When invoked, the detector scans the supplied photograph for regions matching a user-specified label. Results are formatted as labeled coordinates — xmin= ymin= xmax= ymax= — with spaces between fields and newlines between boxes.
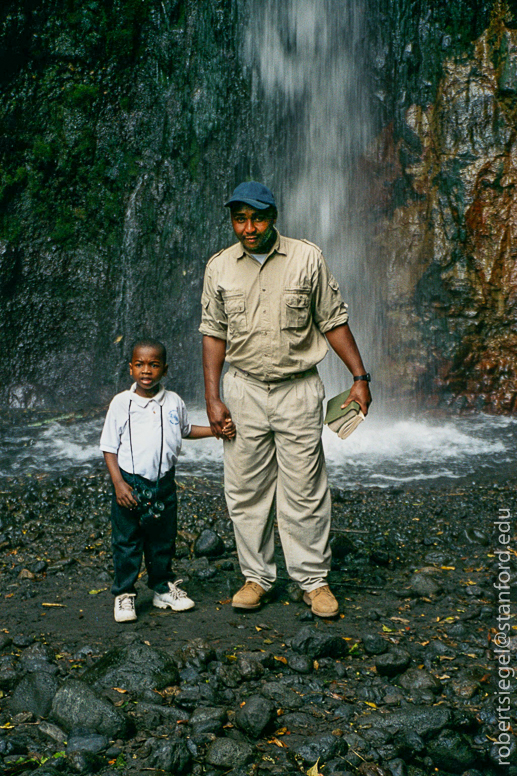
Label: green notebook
xmin=324 ymin=389 xmax=365 ymax=439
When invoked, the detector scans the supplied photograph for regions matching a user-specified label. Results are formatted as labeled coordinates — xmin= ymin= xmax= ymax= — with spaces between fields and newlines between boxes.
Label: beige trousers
xmin=223 ymin=365 xmax=331 ymax=592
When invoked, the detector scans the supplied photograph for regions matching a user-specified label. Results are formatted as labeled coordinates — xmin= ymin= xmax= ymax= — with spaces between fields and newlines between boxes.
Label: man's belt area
xmin=232 ymin=365 xmax=318 ymax=383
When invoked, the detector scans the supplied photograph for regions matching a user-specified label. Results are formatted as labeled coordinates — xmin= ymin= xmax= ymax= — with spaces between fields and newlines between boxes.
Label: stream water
xmin=2 ymin=409 xmax=514 ymax=489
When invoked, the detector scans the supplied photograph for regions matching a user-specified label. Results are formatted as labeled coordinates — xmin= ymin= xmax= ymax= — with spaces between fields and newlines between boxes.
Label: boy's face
xmin=129 ymin=346 xmax=168 ymax=397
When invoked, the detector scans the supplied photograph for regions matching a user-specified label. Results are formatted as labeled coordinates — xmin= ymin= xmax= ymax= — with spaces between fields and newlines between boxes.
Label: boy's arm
xmin=186 ymin=420 xmax=235 ymax=440
xmin=103 ymin=452 xmax=138 ymax=508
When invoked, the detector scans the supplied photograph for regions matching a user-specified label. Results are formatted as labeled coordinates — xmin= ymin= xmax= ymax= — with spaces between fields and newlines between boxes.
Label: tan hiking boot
xmin=232 ymin=581 xmax=267 ymax=610
xmin=303 ymin=585 xmax=339 ymax=618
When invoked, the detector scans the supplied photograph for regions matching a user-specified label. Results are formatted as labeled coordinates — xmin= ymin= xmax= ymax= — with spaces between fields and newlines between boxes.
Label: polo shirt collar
xmin=129 ymin=383 xmax=166 ymax=406
xmin=233 ymin=229 xmax=287 ymax=260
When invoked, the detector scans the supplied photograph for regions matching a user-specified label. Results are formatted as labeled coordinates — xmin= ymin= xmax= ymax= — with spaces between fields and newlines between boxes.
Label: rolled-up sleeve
xmin=198 ymin=265 xmax=228 ymax=340
xmin=312 ymin=254 xmax=349 ymax=333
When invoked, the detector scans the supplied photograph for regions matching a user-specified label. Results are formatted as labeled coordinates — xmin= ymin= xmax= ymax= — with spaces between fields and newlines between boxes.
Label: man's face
xmin=129 ymin=346 xmax=168 ymax=397
xmin=230 ymin=204 xmax=277 ymax=254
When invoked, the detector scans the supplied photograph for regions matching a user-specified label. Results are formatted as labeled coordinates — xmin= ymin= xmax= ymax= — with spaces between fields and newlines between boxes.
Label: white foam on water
xmin=1 ymin=410 xmax=514 ymax=487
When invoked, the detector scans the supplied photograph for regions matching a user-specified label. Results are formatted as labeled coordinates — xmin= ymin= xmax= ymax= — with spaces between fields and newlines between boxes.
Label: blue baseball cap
xmin=225 ymin=181 xmax=276 ymax=210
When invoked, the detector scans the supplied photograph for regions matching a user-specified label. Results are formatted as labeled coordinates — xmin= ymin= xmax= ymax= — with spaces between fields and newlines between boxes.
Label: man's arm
xmin=202 ymin=335 xmax=233 ymax=438
xmin=325 ymin=323 xmax=372 ymax=415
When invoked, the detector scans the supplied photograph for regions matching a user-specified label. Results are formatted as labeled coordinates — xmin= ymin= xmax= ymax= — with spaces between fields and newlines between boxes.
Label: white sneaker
xmin=153 ymin=580 xmax=195 ymax=612
xmin=114 ymin=593 xmax=137 ymax=623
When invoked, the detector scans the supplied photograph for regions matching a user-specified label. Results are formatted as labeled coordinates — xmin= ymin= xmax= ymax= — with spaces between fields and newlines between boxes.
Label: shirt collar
xmin=129 ymin=383 xmax=166 ymax=406
xmin=233 ymin=229 xmax=287 ymax=261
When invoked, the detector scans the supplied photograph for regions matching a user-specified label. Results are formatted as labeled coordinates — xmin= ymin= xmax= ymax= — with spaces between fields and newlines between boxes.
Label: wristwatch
xmin=353 ymin=373 xmax=371 ymax=382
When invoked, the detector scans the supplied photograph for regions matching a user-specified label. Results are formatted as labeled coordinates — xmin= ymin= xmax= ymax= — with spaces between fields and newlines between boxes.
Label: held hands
xmin=341 ymin=380 xmax=372 ymax=416
xmin=221 ymin=418 xmax=236 ymax=440
xmin=207 ymin=398 xmax=234 ymax=439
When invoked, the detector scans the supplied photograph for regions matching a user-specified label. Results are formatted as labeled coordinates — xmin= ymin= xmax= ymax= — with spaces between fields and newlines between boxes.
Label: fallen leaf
xmin=274 ymin=655 xmax=287 ymax=664
xmin=307 ymin=759 xmax=321 ymax=776
xmin=42 ymin=603 xmax=66 ymax=607
xmin=268 ymin=737 xmax=287 ymax=748
xmin=88 ymin=589 xmax=107 ymax=595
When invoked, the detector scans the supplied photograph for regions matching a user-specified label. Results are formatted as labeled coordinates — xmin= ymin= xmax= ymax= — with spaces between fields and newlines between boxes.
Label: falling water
xmin=243 ymin=0 xmax=382 ymax=395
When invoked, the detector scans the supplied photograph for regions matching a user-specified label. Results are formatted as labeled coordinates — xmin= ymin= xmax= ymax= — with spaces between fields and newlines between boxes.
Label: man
xmin=199 ymin=181 xmax=371 ymax=617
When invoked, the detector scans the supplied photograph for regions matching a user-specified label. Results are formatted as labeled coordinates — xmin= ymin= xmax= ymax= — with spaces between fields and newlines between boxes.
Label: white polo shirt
xmin=100 ymin=384 xmax=192 ymax=481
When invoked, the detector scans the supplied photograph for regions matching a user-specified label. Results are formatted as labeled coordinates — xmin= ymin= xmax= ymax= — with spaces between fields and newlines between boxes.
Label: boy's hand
xmin=222 ymin=418 xmax=236 ymax=439
xmin=115 ymin=480 xmax=138 ymax=509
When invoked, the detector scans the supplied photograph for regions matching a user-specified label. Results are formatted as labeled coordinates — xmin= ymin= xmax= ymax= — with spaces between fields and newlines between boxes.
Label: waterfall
xmin=243 ymin=0 xmax=383 ymax=396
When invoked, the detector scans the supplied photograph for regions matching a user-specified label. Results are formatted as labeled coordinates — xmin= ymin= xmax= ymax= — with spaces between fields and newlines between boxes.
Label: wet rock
xmin=82 ymin=641 xmax=179 ymax=692
xmin=287 ymin=582 xmax=305 ymax=602
xmin=375 ymin=648 xmax=411 ymax=677
xmin=286 ymin=652 xmax=313 ymax=673
xmin=362 ymin=706 xmax=452 ymax=739
xmin=19 ymin=642 xmax=58 ymax=674
xmin=385 ymin=759 xmax=406 ymax=776
xmin=51 ymin=679 xmax=127 ymax=737
xmin=189 ymin=706 xmax=227 ymax=736
xmin=10 ymin=672 xmax=59 ymax=717
xmin=393 ymin=728 xmax=425 ymax=758
xmin=146 ymin=737 xmax=191 ymax=773
xmin=0 ymin=664 xmax=19 ymax=691
xmin=464 ymin=527 xmax=489 ymax=545
xmin=194 ymin=529 xmax=224 ymax=557
xmin=261 ymin=681 xmax=303 ymax=710
xmin=426 ymin=728 xmax=477 ymax=772
xmin=235 ymin=695 xmax=275 ymax=738
xmin=66 ymin=750 xmax=102 ymax=774
xmin=176 ymin=639 xmax=216 ymax=669
xmin=236 ymin=651 xmax=273 ymax=680
xmin=280 ymin=711 xmax=316 ymax=731
xmin=409 ymin=573 xmax=441 ymax=597
xmin=206 ymin=737 xmax=254 ymax=769
xmin=67 ymin=730 xmax=109 ymax=754
xmin=291 ymin=625 xmax=348 ymax=659
xmin=12 ymin=634 xmax=35 ymax=648
xmin=290 ymin=732 xmax=347 ymax=764
xmin=330 ymin=533 xmax=356 ymax=561
xmin=362 ymin=633 xmax=388 ymax=655
xmin=397 ymin=668 xmax=442 ymax=694
xmin=38 ymin=721 xmax=67 ymax=744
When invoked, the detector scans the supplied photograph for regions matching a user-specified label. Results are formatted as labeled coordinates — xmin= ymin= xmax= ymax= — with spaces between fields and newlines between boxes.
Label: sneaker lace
xmin=118 ymin=594 xmax=135 ymax=611
xmin=167 ymin=580 xmax=188 ymax=600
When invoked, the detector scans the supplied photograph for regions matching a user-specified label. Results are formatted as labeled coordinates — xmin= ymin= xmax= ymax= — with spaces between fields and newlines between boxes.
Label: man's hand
xmin=207 ymin=398 xmax=233 ymax=439
xmin=114 ymin=479 xmax=138 ymax=509
xmin=342 ymin=380 xmax=371 ymax=416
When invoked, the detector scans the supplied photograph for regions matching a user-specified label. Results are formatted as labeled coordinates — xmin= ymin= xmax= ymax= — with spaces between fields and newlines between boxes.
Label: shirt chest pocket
xmin=223 ymin=293 xmax=248 ymax=335
xmin=281 ymin=290 xmax=311 ymax=329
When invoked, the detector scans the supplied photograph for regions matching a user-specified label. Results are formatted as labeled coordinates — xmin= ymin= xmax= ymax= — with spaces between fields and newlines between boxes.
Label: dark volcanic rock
xmin=291 ymin=625 xmax=348 ymax=659
xmin=51 ymin=679 xmax=127 ymax=737
xmin=261 ymin=682 xmax=304 ymax=710
xmin=82 ymin=641 xmax=179 ymax=692
xmin=194 ymin=529 xmax=225 ymax=557
xmin=398 ymin=668 xmax=442 ymax=694
xmin=409 ymin=573 xmax=441 ymax=597
xmin=235 ymin=694 xmax=275 ymax=738
xmin=147 ymin=737 xmax=191 ymax=773
xmin=426 ymin=728 xmax=477 ymax=772
xmin=189 ymin=706 xmax=227 ymax=736
xmin=286 ymin=652 xmax=313 ymax=673
xmin=206 ymin=738 xmax=254 ymax=768
xmin=361 ymin=705 xmax=452 ymax=739
xmin=375 ymin=648 xmax=411 ymax=677
xmin=66 ymin=730 xmax=109 ymax=755
xmin=10 ymin=672 xmax=59 ymax=718
xmin=290 ymin=733 xmax=347 ymax=764
xmin=362 ymin=633 xmax=388 ymax=655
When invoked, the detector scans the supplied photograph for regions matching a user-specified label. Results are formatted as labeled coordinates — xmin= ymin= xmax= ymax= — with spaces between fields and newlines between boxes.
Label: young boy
xmin=100 ymin=339 xmax=234 ymax=623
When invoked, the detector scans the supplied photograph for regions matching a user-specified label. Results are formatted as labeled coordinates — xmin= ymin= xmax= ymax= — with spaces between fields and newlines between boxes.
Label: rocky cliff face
xmin=1 ymin=0 xmax=516 ymax=413
xmin=369 ymin=2 xmax=517 ymax=412
xmin=0 ymin=0 xmax=252 ymax=408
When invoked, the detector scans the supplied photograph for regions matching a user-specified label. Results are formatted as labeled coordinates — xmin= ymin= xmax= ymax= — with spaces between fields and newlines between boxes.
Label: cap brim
xmin=224 ymin=197 xmax=272 ymax=210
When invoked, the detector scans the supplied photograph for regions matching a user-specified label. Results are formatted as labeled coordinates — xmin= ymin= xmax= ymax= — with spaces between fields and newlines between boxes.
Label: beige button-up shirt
xmin=199 ymin=230 xmax=349 ymax=381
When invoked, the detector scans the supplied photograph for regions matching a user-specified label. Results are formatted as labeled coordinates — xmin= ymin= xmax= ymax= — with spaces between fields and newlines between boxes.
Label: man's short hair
xmin=130 ymin=339 xmax=167 ymax=363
